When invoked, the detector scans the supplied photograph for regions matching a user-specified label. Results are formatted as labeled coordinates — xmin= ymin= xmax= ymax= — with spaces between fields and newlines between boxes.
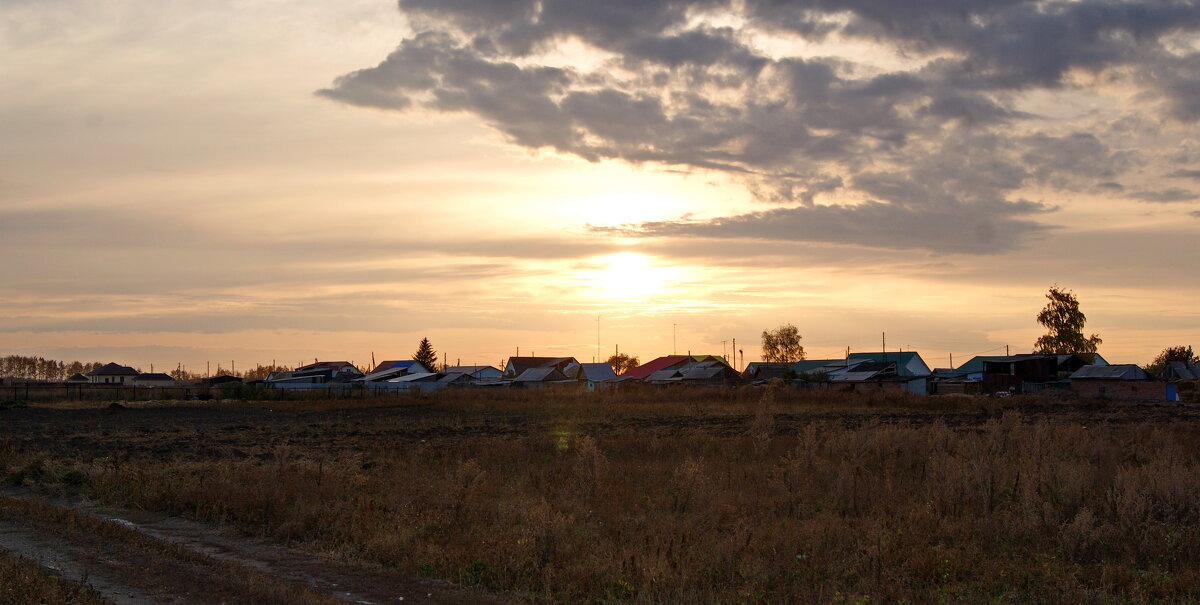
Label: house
xmin=65 ymin=373 xmax=90 ymax=384
xmin=367 ymin=360 xmax=431 ymax=375
xmin=830 ymin=360 xmax=929 ymax=395
xmin=88 ymin=363 xmax=140 ymax=384
xmin=444 ymin=365 xmax=503 ymax=380
xmin=290 ymin=361 xmax=363 ymax=383
xmin=206 ymin=374 xmax=244 ymax=386
xmin=622 ymin=355 xmax=692 ymax=380
xmin=981 ymin=356 xmax=1059 ymax=394
xmin=579 ymin=363 xmax=617 ymax=382
xmin=1070 ymin=364 xmax=1163 ymax=400
xmin=788 ymin=359 xmax=863 ymax=380
xmin=847 ymin=352 xmax=931 ymax=377
xmin=623 ymin=355 xmax=729 ymax=381
xmin=1016 ymin=353 xmax=1102 ymax=376
xmin=742 ymin=362 xmax=791 ymax=381
xmin=839 ymin=352 xmax=931 ymax=395
xmin=578 ymin=363 xmax=617 ymax=391
xmin=358 ymin=360 xmax=431 ymax=383
xmin=511 ymin=366 xmax=576 ymax=388
xmin=677 ymin=361 xmax=741 ymax=387
xmin=380 ymin=371 xmax=475 ymax=393
xmin=504 ymin=357 xmax=581 ymax=379
xmin=1159 ymin=361 xmax=1200 ymax=402
xmin=1161 ymin=361 xmax=1200 ymax=381
xmin=133 ymin=372 xmax=176 ymax=387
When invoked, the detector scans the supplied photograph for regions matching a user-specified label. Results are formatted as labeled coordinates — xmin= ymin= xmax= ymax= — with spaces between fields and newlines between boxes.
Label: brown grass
xmin=5 ymin=391 xmax=1200 ymax=603
xmin=0 ymin=548 xmax=111 ymax=605
xmin=0 ymin=496 xmax=343 ymax=605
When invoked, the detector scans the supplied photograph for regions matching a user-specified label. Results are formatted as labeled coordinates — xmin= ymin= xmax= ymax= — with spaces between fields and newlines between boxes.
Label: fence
xmin=0 ymin=383 xmax=201 ymax=403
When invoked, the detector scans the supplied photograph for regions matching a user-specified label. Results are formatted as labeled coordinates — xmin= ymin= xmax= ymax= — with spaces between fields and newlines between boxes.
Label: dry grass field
xmin=3 ymin=387 xmax=1200 ymax=603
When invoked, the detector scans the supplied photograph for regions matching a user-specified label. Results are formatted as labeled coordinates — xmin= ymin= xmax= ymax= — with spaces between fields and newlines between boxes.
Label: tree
xmin=1032 ymin=286 xmax=1102 ymax=354
xmin=413 ymin=337 xmax=438 ymax=370
xmin=606 ymin=352 xmax=640 ymax=375
xmin=1152 ymin=345 xmax=1198 ymax=366
xmin=761 ymin=323 xmax=806 ymax=363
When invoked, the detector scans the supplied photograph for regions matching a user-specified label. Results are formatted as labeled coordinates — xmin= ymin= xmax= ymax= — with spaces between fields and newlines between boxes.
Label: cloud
xmin=593 ymin=199 xmax=1053 ymax=254
xmin=321 ymin=0 xmax=1200 ymax=253
xmin=1169 ymin=169 xmax=1200 ymax=180
xmin=1128 ymin=188 xmax=1200 ymax=203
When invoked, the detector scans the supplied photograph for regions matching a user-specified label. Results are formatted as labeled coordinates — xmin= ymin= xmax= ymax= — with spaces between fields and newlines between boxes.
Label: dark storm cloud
xmin=322 ymin=0 xmax=1200 ymax=254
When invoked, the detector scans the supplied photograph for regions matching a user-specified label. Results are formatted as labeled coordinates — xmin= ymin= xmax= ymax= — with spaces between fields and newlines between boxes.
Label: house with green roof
xmin=846 ymin=352 xmax=931 ymax=377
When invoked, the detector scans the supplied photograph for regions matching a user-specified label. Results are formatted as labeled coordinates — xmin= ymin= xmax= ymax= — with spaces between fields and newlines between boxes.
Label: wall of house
xmin=1071 ymin=380 xmax=1167 ymax=401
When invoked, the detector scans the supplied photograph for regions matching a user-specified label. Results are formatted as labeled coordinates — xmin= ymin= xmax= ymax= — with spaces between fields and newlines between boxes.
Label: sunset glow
xmin=1 ymin=0 xmax=1198 ymax=371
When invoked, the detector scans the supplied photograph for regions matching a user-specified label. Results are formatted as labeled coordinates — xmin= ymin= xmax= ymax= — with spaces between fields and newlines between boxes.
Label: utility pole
xmin=673 ymin=324 xmax=677 ymax=355
xmin=1006 ymin=344 xmax=1010 ymax=356
xmin=882 ymin=332 xmax=886 ymax=355
xmin=206 ymin=361 xmax=210 ymax=377
xmin=722 ymin=340 xmax=728 ymax=361
xmin=596 ymin=316 xmax=601 ymax=364
xmin=732 ymin=338 xmax=737 ymax=370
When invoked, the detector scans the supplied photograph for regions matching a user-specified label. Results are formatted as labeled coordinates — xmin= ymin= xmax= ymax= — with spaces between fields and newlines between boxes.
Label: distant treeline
xmin=1 ymin=355 xmax=292 ymax=383
xmin=0 ymin=356 xmax=107 ymax=381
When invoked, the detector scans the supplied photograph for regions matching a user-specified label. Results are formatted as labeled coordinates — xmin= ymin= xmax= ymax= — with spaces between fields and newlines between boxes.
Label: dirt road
xmin=0 ymin=489 xmax=510 ymax=604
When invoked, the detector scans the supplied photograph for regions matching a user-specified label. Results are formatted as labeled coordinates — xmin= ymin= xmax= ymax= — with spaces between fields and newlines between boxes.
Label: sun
xmin=585 ymin=252 xmax=679 ymax=301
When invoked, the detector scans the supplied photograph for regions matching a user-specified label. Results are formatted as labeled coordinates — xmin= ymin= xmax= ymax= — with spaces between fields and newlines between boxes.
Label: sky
xmin=1 ymin=0 xmax=1198 ymax=373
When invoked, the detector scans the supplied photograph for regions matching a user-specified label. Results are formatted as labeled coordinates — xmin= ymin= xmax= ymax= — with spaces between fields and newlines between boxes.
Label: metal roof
xmin=847 ymin=352 xmax=930 ymax=376
xmin=513 ymin=367 xmax=566 ymax=382
xmin=580 ymin=363 xmax=617 ymax=382
xmin=388 ymin=372 xmax=439 ymax=383
xmin=1070 ymin=364 xmax=1148 ymax=380
xmin=646 ymin=369 xmax=683 ymax=382
xmin=88 ymin=362 xmax=139 ymax=376
xmin=1165 ymin=361 xmax=1200 ymax=380
xmin=369 ymin=360 xmax=427 ymax=374
xmin=623 ymin=356 xmax=692 ymax=380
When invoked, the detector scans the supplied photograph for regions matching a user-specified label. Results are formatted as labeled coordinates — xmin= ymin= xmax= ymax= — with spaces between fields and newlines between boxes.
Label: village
xmin=7 ymin=347 xmax=1196 ymax=403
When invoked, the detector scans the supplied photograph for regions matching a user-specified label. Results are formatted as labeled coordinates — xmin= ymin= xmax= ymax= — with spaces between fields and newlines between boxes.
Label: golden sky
xmin=1 ymin=0 xmax=1198 ymax=372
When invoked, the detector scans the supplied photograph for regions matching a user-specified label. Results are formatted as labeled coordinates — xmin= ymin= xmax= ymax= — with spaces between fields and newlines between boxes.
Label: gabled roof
xmin=89 ymin=362 xmax=140 ymax=376
xmin=444 ymin=365 xmax=500 ymax=375
xmin=1164 ymin=361 xmax=1200 ymax=380
xmin=298 ymin=361 xmax=355 ymax=370
xmin=679 ymin=365 xmax=734 ymax=381
xmin=647 ymin=369 xmax=683 ymax=382
xmin=437 ymin=372 xmax=475 ymax=383
xmin=369 ymin=360 xmax=428 ymax=374
xmin=137 ymin=372 xmax=174 ymax=381
xmin=623 ymin=355 xmax=692 ymax=380
xmin=580 ymin=363 xmax=617 ymax=382
xmin=1070 ymin=364 xmax=1149 ymax=380
xmin=506 ymin=357 xmax=576 ymax=375
xmin=789 ymin=359 xmax=859 ymax=375
xmin=388 ymin=372 xmax=439 ymax=383
xmin=831 ymin=361 xmax=896 ymax=382
xmin=513 ymin=367 xmax=568 ymax=382
xmin=954 ymin=355 xmax=1022 ymax=374
xmin=66 ymin=373 xmax=90 ymax=382
xmin=847 ymin=352 xmax=930 ymax=376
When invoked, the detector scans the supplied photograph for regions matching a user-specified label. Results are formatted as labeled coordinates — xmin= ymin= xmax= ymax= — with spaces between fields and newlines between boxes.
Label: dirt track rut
xmin=0 ymin=489 xmax=509 ymax=604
